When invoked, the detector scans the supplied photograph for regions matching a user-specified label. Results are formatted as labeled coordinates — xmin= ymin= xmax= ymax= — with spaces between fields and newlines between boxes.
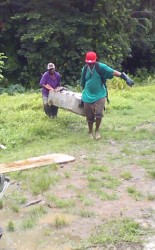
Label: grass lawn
xmin=0 ymin=84 xmax=155 ymax=249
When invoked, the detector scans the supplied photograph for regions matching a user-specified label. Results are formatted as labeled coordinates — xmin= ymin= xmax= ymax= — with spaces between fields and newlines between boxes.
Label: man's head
xmin=47 ymin=63 xmax=55 ymax=70
xmin=85 ymin=51 xmax=97 ymax=65
xmin=47 ymin=63 xmax=55 ymax=75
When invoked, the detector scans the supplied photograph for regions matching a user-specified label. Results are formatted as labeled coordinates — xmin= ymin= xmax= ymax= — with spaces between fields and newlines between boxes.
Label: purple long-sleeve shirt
xmin=39 ymin=71 xmax=61 ymax=97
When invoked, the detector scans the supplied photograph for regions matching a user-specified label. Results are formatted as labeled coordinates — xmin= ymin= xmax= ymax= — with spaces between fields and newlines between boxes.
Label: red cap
xmin=85 ymin=51 xmax=97 ymax=63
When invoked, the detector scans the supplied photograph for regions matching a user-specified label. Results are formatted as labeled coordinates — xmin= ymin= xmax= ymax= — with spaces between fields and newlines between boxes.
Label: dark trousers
xmin=42 ymin=95 xmax=58 ymax=117
xmin=44 ymin=104 xmax=58 ymax=117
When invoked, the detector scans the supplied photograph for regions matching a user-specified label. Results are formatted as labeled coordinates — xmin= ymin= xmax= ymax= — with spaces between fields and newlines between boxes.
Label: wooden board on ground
xmin=0 ymin=153 xmax=75 ymax=174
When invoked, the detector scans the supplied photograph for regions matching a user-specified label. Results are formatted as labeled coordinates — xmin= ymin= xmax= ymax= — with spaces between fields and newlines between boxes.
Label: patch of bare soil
xmin=0 ymin=140 xmax=155 ymax=250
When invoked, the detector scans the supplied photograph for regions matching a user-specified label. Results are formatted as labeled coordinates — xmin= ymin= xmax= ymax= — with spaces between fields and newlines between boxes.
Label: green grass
xmin=87 ymin=165 xmax=109 ymax=173
xmin=79 ymin=209 xmax=95 ymax=218
xmin=97 ymin=190 xmax=118 ymax=201
xmin=47 ymin=194 xmax=75 ymax=208
xmin=7 ymin=220 xmax=15 ymax=232
xmin=21 ymin=205 xmax=46 ymax=230
xmin=11 ymin=204 xmax=19 ymax=213
xmin=64 ymin=171 xmax=71 ymax=178
xmin=120 ymin=171 xmax=132 ymax=180
xmin=87 ymin=168 xmax=121 ymax=200
xmin=9 ymin=191 xmax=27 ymax=205
xmin=21 ymin=216 xmax=36 ymax=230
xmin=0 ymin=85 xmax=155 ymax=163
xmin=0 ymin=84 xmax=155 ymax=248
xmin=88 ymin=218 xmax=144 ymax=247
xmin=0 ymin=200 xmax=3 ymax=209
xmin=148 ymin=170 xmax=155 ymax=179
xmin=9 ymin=166 xmax=60 ymax=195
xmin=77 ymin=193 xmax=94 ymax=206
xmin=127 ymin=186 xmax=143 ymax=200
xmin=54 ymin=214 xmax=70 ymax=228
xmin=147 ymin=193 xmax=155 ymax=201
xmin=101 ymin=174 xmax=121 ymax=189
xmin=75 ymin=218 xmax=146 ymax=249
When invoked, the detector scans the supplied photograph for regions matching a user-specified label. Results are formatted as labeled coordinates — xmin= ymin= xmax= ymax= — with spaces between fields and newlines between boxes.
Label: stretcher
xmin=48 ymin=90 xmax=85 ymax=116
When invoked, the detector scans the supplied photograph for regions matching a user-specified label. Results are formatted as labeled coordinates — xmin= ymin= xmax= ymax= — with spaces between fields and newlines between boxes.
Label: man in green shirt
xmin=81 ymin=51 xmax=134 ymax=140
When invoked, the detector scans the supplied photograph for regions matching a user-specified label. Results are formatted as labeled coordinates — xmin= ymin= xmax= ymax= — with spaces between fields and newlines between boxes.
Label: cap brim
xmin=85 ymin=59 xmax=96 ymax=63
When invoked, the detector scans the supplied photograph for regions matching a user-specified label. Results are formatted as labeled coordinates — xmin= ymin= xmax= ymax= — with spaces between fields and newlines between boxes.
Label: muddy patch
xmin=0 ymin=143 xmax=155 ymax=249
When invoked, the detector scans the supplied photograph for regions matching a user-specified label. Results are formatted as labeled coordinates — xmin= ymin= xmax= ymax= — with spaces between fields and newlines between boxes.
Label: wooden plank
xmin=0 ymin=154 xmax=75 ymax=174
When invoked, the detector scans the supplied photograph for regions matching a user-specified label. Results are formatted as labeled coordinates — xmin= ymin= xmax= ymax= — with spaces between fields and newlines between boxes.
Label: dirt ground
xmin=0 ymin=140 xmax=155 ymax=250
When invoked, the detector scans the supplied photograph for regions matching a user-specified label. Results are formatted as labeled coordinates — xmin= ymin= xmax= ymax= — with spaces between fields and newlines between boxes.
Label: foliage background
xmin=0 ymin=0 xmax=155 ymax=88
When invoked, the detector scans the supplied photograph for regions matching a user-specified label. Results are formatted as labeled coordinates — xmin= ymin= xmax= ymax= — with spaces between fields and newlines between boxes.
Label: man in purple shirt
xmin=40 ymin=63 xmax=61 ymax=118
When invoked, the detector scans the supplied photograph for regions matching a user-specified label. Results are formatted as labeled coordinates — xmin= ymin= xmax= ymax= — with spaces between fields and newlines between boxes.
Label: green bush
xmin=0 ymin=84 xmax=25 ymax=95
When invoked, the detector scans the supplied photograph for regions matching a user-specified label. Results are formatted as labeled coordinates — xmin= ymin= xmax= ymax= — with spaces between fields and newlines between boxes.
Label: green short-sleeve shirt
xmin=81 ymin=62 xmax=114 ymax=103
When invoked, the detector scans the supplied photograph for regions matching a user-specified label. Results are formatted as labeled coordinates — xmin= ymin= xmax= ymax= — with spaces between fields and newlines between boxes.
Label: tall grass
xmin=0 ymin=82 xmax=155 ymax=248
xmin=0 ymin=84 xmax=155 ymax=163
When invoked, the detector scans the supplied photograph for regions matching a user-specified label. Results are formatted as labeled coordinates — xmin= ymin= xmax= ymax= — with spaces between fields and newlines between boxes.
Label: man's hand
xmin=120 ymin=72 xmax=134 ymax=87
xmin=55 ymin=87 xmax=66 ymax=92
xmin=45 ymin=84 xmax=54 ymax=90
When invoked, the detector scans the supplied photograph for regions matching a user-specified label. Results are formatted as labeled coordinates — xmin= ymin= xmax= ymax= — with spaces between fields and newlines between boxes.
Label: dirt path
xmin=0 ymin=140 xmax=155 ymax=250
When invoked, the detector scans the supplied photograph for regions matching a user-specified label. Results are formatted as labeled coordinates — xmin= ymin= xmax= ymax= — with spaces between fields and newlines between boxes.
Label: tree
xmin=122 ymin=0 xmax=155 ymax=74
xmin=0 ymin=0 xmax=145 ymax=88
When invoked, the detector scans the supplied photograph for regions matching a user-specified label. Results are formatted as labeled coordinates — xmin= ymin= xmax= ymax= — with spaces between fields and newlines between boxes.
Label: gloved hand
xmin=120 ymin=72 xmax=134 ymax=87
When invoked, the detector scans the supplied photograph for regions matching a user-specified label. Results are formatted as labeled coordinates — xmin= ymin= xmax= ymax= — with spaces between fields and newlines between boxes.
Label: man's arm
xmin=113 ymin=70 xmax=134 ymax=87
xmin=80 ymin=67 xmax=86 ymax=90
xmin=113 ymin=70 xmax=121 ymax=77
xmin=42 ymin=84 xmax=54 ymax=90
xmin=40 ymin=73 xmax=54 ymax=90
